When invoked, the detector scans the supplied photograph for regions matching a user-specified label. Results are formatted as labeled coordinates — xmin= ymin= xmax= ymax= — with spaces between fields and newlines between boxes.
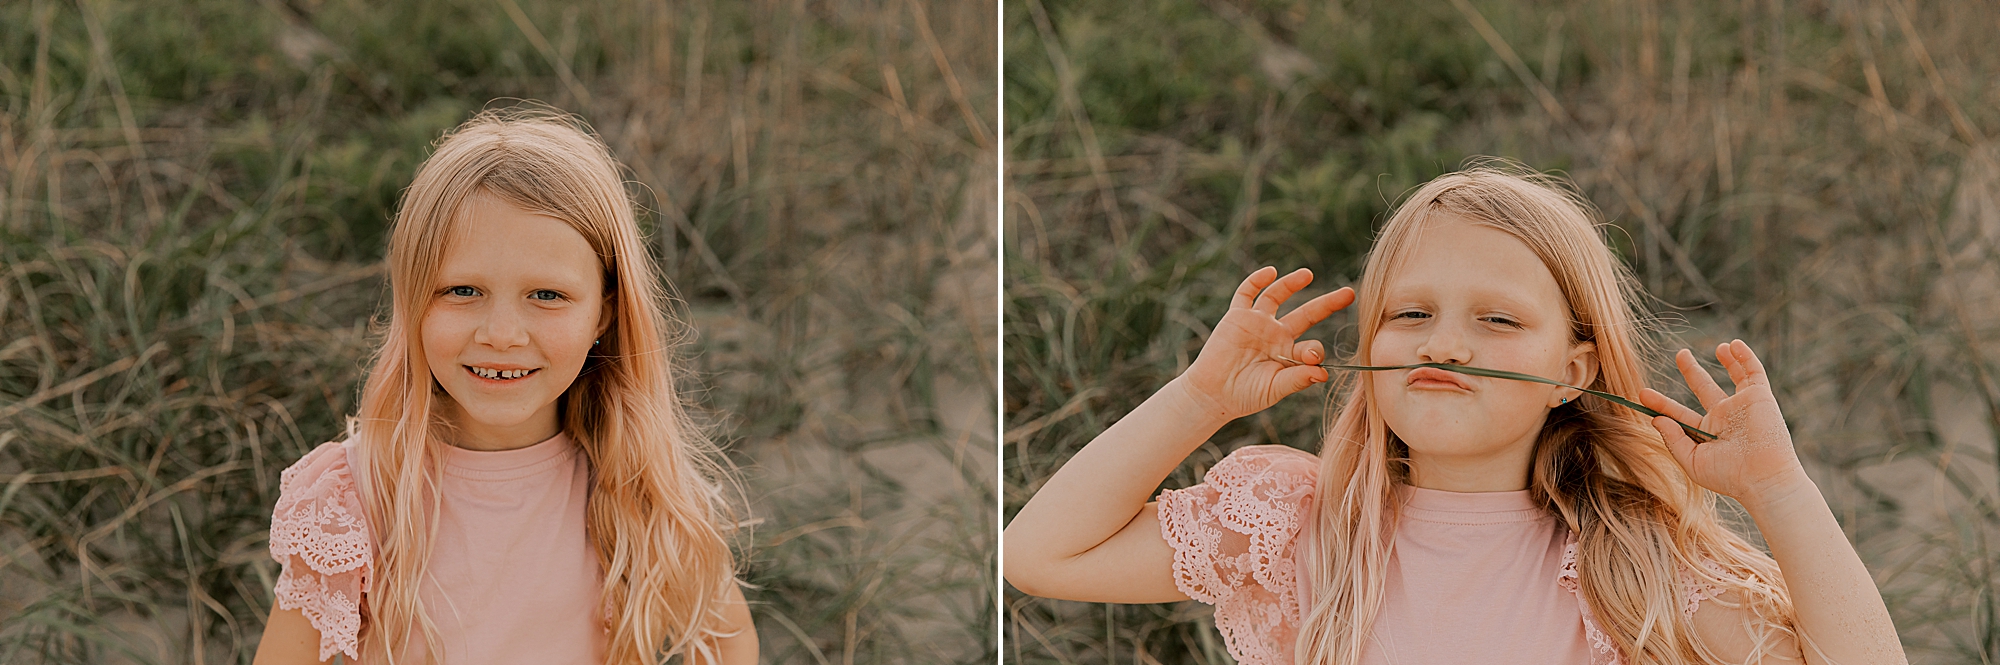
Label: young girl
xmin=252 ymin=110 xmax=756 ymax=664
xmin=1004 ymin=165 xmax=1906 ymax=665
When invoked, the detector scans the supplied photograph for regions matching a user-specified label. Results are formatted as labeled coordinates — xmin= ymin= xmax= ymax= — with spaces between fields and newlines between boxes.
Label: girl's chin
xmin=439 ymin=399 xmax=548 ymax=430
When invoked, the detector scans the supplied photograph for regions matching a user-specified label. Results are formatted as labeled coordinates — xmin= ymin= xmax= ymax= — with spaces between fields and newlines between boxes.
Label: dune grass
xmin=1004 ymin=0 xmax=2000 ymax=662
xmin=0 ymin=0 xmax=995 ymax=662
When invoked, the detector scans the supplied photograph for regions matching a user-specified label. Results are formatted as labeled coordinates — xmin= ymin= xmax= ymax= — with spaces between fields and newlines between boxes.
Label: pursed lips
xmin=1405 ymin=366 xmax=1473 ymax=391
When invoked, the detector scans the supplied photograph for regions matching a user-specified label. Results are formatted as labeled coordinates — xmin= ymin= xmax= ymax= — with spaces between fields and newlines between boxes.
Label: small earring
xmin=593 ymin=339 xmax=601 ymax=346
xmin=1559 ymin=397 xmax=1569 ymax=405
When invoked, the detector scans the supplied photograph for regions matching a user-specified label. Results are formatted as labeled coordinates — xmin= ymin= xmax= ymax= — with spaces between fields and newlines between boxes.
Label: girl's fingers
xmin=1724 ymin=339 xmax=1769 ymax=389
xmin=1675 ymin=348 xmax=1730 ymax=411
xmin=1290 ymin=339 xmax=1325 ymax=365
xmin=1253 ymin=268 xmax=1313 ymax=316
xmin=1652 ymin=415 xmax=1700 ymax=475
xmin=1638 ymin=388 xmax=1706 ymax=429
xmin=1276 ymin=363 xmax=1330 ymax=394
xmin=1279 ymin=287 xmax=1355 ymax=338
xmin=1231 ymin=267 xmax=1278 ymax=310
xmin=1716 ymin=342 xmax=1746 ymax=388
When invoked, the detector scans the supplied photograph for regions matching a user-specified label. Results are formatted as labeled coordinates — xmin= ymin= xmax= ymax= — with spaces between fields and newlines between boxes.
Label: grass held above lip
xmin=1296 ymin=360 xmax=1718 ymax=442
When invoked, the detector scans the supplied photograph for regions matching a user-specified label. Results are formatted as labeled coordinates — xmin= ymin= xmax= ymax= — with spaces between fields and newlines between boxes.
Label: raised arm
xmin=1002 ymin=267 xmax=1352 ymax=603
xmin=1640 ymin=341 xmax=1907 ymax=665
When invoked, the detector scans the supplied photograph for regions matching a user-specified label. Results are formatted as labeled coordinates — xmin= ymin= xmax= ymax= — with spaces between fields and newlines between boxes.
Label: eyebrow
xmin=433 ymin=270 xmax=595 ymax=291
xmin=1382 ymin=282 xmax=1547 ymax=314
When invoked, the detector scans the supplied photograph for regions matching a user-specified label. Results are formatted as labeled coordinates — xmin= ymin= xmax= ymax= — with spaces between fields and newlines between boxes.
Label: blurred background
xmin=1004 ymin=0 xmax=2000 ymax=662
xmin=0 ymin=0 xmax=994 ymax=662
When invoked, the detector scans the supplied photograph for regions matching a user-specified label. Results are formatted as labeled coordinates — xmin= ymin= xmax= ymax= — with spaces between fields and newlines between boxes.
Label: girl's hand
xmin=1178 ymin=267 xmax=1354 ymax=421
xmin=1638 ymin=340 xmax=1811 ymax=508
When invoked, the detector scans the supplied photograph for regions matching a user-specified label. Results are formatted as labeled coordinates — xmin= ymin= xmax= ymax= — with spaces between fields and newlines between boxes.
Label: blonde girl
xmin=252 ymin=109 xmax=755 ymax=664
xmin=1005 ymin=164 xmax=1905 ymax=665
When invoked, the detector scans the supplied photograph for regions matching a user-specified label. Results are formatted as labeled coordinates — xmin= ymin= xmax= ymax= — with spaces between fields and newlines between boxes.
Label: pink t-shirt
xmin=268 ymin=433 xmax=606 ymax=663
xmin=1158 ymin=445 xmax=1723 ymax=665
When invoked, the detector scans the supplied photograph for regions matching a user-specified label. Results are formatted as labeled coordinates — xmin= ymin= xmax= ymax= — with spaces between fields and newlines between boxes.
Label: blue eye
xmin=531 ymin=290 xmax=564 ymax=301
xmin=446 ymin=286 xmax=479 ymax=298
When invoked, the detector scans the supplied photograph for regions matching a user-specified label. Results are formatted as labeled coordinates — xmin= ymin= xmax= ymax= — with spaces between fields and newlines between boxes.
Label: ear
xmin=594 ymin=293 xmax=616 ymax=342
xmin=1551 ymin=340 xmax=1599 ymax=407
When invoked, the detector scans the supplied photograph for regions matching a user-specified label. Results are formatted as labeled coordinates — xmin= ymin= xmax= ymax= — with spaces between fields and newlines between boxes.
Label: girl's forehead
xmin=1379 ymin=216 xmax=1563 ymax=308
xmin=434 ymin=194 xmax=604 ymax=283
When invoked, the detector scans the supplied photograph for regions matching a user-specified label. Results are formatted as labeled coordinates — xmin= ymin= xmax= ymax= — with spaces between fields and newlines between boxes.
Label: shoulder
xmin=1685 ymin=562 xmax=1806 ymax=664
xmin=271 ymin=439 xmax=371 ymax=573
xmin=1560 ymin=534 xmax=1805 ymax=665
xmin=269 ymin=440 xmax=373 ymax=662
xmin=1158 ymin=445 xmax=1317 ymax=543
xmin=1202 ymin=444 xmax=1319 ymax=489
xmin=278 ymin=440 xmax=356 ymax=498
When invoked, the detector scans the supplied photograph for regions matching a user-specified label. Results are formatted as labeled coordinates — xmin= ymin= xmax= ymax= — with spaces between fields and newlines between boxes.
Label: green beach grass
xmin=0 ymin=0 xmax=995 ymax=662
xmin=1005 ymin=0 xmax=2000 ymax=662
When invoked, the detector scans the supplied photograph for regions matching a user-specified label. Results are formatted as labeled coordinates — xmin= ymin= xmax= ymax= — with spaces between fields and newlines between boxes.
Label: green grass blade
xmin=1319 ymin=362 xmax=1717 ymax=442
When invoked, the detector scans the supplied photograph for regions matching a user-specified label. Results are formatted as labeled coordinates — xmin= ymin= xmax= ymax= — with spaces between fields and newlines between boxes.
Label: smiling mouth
xmin=465 ymin=366 xmax=539 ymax=382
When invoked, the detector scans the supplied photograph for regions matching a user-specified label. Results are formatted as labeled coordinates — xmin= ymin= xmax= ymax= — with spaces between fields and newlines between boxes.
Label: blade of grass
xmin=1306 ymin=361 xmax=1718 ymax=442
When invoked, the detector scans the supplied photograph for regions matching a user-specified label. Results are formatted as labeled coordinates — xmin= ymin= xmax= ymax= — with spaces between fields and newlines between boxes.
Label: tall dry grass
xmin=0 ymin=0 xmax=995 ymax=663
xmin=1004 ymin=0 xmax=2000 ymax=662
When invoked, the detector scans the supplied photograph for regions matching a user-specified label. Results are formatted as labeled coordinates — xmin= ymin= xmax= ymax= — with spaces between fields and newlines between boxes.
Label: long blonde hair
xmin=349 ymin=107 xmax=738 ymax=663
xmin=1297 ymin=162 xmax=1796 ymax=664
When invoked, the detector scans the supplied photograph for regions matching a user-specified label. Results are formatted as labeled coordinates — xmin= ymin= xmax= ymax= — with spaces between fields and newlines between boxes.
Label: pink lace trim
xmin=1558 ymin=534 xmax=1735 ymax=665
xmin=1157 ymin=446 xmax=1316 ymax=665
xmin=1557 ymin=537 xmax=1621 ymax=665
xmin=269 ymin=442 xmax=372 ymax=662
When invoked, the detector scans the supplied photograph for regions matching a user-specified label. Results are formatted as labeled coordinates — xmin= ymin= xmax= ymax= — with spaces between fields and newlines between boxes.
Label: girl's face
xmin=1368 ymin=215 xmax=1596 ymax=491
xmin=422 ymin=193 xmax=609 ymax=451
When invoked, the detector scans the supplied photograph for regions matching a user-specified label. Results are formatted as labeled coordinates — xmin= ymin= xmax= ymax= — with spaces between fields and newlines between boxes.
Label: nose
xmin=472 ymin=299 xmax=530 ymax=350
xmin=1415 ymin=315 xmax=1471 ymax=365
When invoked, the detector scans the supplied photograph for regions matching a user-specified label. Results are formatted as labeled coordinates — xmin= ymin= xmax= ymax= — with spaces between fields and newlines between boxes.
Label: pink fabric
xmin=269 ymin=433 xmax=606 ymax=663
xmin=1156 ymin=446 xmax=1315 ymax=665
xmin=1367 ymin=481 xmax=1596 ymax=665
xmin=270 ymin=442 xmax=371 ymax=661
xmin=1156 ymin=445 xmax=1726 ymax=665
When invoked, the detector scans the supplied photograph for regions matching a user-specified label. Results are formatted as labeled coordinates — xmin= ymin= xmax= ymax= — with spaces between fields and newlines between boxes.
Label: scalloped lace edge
xmin=1158 ymin=451 xmax=1313 ymax=665
xmin=269 ymin=448 xmax=372 ymax=662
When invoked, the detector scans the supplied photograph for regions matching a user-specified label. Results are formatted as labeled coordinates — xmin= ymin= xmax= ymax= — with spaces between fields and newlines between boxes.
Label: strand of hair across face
xmin=1287 ymin=359 xmax=1717 ymax=441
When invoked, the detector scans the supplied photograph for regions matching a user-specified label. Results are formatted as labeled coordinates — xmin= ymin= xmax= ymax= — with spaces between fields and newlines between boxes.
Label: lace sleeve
xmin=1156 ymin=445 xmax=1317 ymax=665
xmin=268 ymin=441 xmax=372 ymax=662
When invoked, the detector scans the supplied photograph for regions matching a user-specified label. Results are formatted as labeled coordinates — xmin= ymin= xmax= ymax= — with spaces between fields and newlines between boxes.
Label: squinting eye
xmin=446 ymin=286 xmax=479 ymax=298
xmin=1484 ymin=317 xmax=1522 ymax=327
xmin=1393 ymin=311 xmax=1430 ymax=320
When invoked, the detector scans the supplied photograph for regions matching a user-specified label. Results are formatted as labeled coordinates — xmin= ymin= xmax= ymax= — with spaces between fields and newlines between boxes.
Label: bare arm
xmin=252 ymin=606 xmax=331 ymax=665
xmin=1003 ymin=379 xmax=1232 ymax=602
xmin=1003 ymin=267 xmax=1352 ymax=603
xmin=710 ymin=582 xmax=759 ymax=665
xmin=1642 ymin=341 xmax=1906 ymax=665
xmin=1741 ymin=477 xmax=1897 ymax=664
